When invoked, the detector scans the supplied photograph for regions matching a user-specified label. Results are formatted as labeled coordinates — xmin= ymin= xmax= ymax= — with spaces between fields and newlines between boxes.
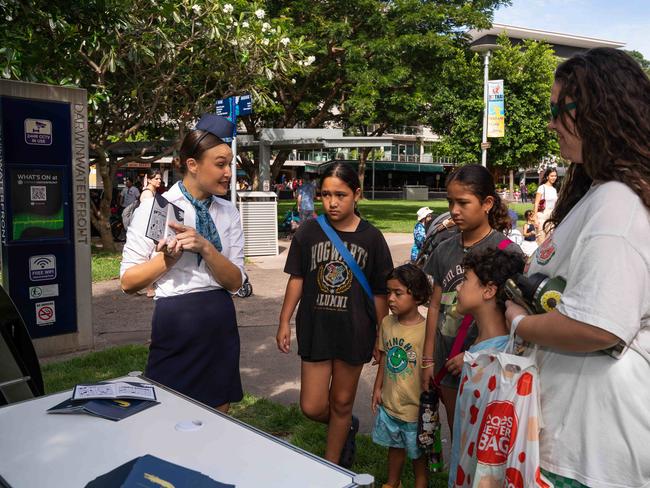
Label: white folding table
xmin=0 ymin=376 xmax=374 ymax=487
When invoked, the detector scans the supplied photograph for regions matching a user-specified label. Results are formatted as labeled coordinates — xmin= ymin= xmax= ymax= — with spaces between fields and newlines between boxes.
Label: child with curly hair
xmin=446 ymin=247 xmax=525 ymax=487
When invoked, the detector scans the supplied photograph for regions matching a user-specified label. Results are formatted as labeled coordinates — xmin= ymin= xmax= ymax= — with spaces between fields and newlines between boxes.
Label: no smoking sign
xmin=35 ymin=301 xmax=56 ymax=326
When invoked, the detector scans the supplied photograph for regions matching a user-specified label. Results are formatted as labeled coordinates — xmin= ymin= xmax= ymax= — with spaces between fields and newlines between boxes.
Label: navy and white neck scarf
xmin=178 ymin=181 xmax=223 ymax=264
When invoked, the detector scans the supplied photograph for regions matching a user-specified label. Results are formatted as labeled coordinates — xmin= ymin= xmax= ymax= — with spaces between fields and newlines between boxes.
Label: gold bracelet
xmin=420 ymin=362 xmax=435 ymax=369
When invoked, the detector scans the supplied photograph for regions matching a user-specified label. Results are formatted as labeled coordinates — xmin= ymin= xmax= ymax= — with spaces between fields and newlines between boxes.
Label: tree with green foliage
xmin=341 ymin=0 xmax=509 ymax=193
xmin=238 ymin=0 xmax=509 ymax=192
xmin=625 ymin=49 xmax=650 ymax=76
xmin=428 ymin=35 xmax=559 ymax=172
xmin=1 ymin=0 xmax=305 ymax=250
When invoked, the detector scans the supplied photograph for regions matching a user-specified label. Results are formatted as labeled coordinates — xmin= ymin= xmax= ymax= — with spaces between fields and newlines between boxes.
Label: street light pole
xmin=470 ymin=43 xmax=501 ymax=168
xmin=480 ymin=49 xmax=490 ymax=168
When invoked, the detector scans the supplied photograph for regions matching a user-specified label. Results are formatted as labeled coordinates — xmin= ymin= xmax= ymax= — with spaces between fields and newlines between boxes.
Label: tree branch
xmin=307 ymin=77 xmax=344 ymax=128
xmin=78 ymin=48 xmax=103 ymax=76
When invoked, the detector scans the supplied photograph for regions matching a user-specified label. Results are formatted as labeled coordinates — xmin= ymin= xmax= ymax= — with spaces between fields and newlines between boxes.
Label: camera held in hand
xmin=504 ymin=273 xmax=626 ymax=358
xmin=504 ymin=273 xmax=566 ymax=315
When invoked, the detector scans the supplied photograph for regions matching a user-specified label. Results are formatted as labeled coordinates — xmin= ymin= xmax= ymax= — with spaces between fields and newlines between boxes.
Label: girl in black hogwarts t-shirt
xmin=276 ymin=163 xmax=392 ymax=468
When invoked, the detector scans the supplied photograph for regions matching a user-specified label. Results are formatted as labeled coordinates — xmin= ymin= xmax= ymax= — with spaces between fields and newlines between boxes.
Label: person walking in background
xmin=138 ymin=169 xmax=163 ymax=298
xmin=140 ymin=169 xmax=162 ymax=202
xmin=534 ymin=167 xmax=558 ymax=243
xmin=410 ymin=207 xmax=433 ymax=262
xmin=296 ymin=175 xmax=316 ymax=223
xmin=237 ymin=178 xmax=249 ymax=191
xmin=120 ymin=114 xmax=245 ymax=413
xmin=521 ymin=209 xmax=538 ymax=256
xmin=119 ymin=177 xmax=140 ymax=213
xmin=505 ymin=47 xmax=650 ymax=487
xmin=519 ymin=177 xmax=528 ymax=202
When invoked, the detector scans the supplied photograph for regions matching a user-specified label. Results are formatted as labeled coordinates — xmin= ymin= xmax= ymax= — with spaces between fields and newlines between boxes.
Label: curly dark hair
xmin=547 ymin=47 xmax=650 ymax=232
xmin=462 ymin=248 xmax=525 ymax=312
xmin=446 ymin=164 xmax=512 ymax=233
xmin=387 ymin=264 xmax=432 ymax=306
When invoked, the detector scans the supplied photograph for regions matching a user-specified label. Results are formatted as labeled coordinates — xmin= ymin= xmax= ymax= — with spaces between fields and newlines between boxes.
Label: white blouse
xmin=536 ymin=183 xmax=558 ymax=212
xmin=120 ymin=182 xmax=246 ymax=298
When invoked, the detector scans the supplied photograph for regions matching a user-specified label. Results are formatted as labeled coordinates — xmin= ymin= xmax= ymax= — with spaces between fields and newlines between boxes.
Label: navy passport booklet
xmin=47 ymin=397 xmax=159 ymax=421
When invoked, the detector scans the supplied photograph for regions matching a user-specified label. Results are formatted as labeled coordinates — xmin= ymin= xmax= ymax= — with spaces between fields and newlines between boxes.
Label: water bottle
xmin=417 ymin=389 xmax=443 ymax=472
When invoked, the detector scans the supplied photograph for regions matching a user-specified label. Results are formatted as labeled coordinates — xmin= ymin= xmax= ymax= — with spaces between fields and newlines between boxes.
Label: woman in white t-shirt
xmin=139 ymin=169 xmax=163 ymax=297
xmin=140 ymin=168 xmax=162 ymax=202
xmin=120 ymin=114 xmax=245 ymax=413
xmin=534 ymin=167 xmax=558 ymax=244
xmin=505 ymin=48 xmax=650 ymax=488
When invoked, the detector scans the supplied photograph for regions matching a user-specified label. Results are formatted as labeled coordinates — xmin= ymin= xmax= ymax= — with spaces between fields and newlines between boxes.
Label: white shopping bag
xmin=453 ymin=336 xmax=552 ymax=488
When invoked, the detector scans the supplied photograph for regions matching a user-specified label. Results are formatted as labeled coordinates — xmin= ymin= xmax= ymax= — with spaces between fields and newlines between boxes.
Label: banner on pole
xmin=487 ymin=80 xmax=505 ymax=138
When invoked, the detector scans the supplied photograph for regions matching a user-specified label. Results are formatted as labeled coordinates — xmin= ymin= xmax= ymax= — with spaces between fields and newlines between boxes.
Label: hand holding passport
xmin=145 ymin=193 xmax=185 ymax=245
xmin=145 ymin=193 xmax=186 ymax=258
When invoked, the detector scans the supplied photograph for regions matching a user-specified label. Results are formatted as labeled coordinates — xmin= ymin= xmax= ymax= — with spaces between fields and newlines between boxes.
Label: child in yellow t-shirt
xmin=372 ymin=264 xmax=432 ymax=488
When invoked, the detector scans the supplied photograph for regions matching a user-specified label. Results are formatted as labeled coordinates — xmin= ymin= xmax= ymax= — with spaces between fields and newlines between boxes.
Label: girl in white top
xmin=139 ymin=169 xmax=163 ymax=297
xmin=140 ymin=168 xmax=162 ymax=202
xmin=120 ymin=114 xmax=245 ymax=412
xmin=534 ymin=167 xmax=558 ymax=244
xmin=505 ymin=48 xmax=650 ymax=488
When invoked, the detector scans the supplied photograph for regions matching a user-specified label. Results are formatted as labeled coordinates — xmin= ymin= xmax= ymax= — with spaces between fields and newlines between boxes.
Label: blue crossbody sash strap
xmin=316 ymin=214 xmax=374 ymax=302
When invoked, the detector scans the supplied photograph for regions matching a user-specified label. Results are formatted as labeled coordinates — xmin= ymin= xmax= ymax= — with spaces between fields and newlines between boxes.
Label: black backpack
xmin=414 ymin=212 xmax=459 ymax=268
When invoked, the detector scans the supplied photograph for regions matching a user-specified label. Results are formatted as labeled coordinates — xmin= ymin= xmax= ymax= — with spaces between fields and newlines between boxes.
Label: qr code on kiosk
xmin=31 ymin=186 xmax=47 ymax=202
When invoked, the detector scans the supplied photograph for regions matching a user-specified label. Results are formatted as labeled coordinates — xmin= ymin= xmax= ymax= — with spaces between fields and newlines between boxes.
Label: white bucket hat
xmin=417 ymin=207 xmax=433 ymax=222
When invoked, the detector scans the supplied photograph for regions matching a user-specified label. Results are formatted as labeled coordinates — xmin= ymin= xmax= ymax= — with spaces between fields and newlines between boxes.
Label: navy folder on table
xmin=85 ymin=454 xmax=235 ymax=487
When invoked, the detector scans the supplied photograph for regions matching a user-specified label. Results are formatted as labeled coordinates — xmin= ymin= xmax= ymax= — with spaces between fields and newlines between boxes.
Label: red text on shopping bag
xmin=476 ymin=400 xmax=518 ymax=465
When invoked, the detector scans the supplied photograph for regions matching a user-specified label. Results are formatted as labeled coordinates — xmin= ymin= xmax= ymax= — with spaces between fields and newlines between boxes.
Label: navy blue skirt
xmin=145 ymin=289 xmax=243 ymax=407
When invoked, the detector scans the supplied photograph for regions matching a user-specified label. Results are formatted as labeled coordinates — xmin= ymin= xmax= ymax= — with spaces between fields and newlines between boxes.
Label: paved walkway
xmin=84 ymin=232 xmax=451 ymax=452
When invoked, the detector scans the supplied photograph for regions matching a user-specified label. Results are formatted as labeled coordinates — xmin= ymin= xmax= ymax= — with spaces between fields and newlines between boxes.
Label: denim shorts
xmin=371 ymin=405 xmax=422 ymax=460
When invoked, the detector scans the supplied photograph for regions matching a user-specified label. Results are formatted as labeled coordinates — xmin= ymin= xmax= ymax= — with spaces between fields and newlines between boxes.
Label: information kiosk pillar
xmin=0 ymin=80 xmax=92 ymax=357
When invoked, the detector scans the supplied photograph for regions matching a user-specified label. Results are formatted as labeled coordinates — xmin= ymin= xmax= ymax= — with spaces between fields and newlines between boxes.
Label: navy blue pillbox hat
xmin=195 ymin=113 xmax=234 ymax=143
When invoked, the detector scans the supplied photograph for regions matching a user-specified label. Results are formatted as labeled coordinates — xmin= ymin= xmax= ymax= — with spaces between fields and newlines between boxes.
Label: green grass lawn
xmin=42 ymin=344 xmax=149 ymax=393
xmin=42 ymin=346 xmax=448 ymax=487
xmin=278 ymin=199 xmax=448 ymax=233
xmin=279 ymin=199 xmax=536 ymax=233
xmin=91 ymin=246 xmax=122 ymax=282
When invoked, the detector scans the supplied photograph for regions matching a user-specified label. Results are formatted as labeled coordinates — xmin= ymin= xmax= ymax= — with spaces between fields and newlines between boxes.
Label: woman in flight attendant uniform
xmin=121 ymin=114 xmax=246 ymax=412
